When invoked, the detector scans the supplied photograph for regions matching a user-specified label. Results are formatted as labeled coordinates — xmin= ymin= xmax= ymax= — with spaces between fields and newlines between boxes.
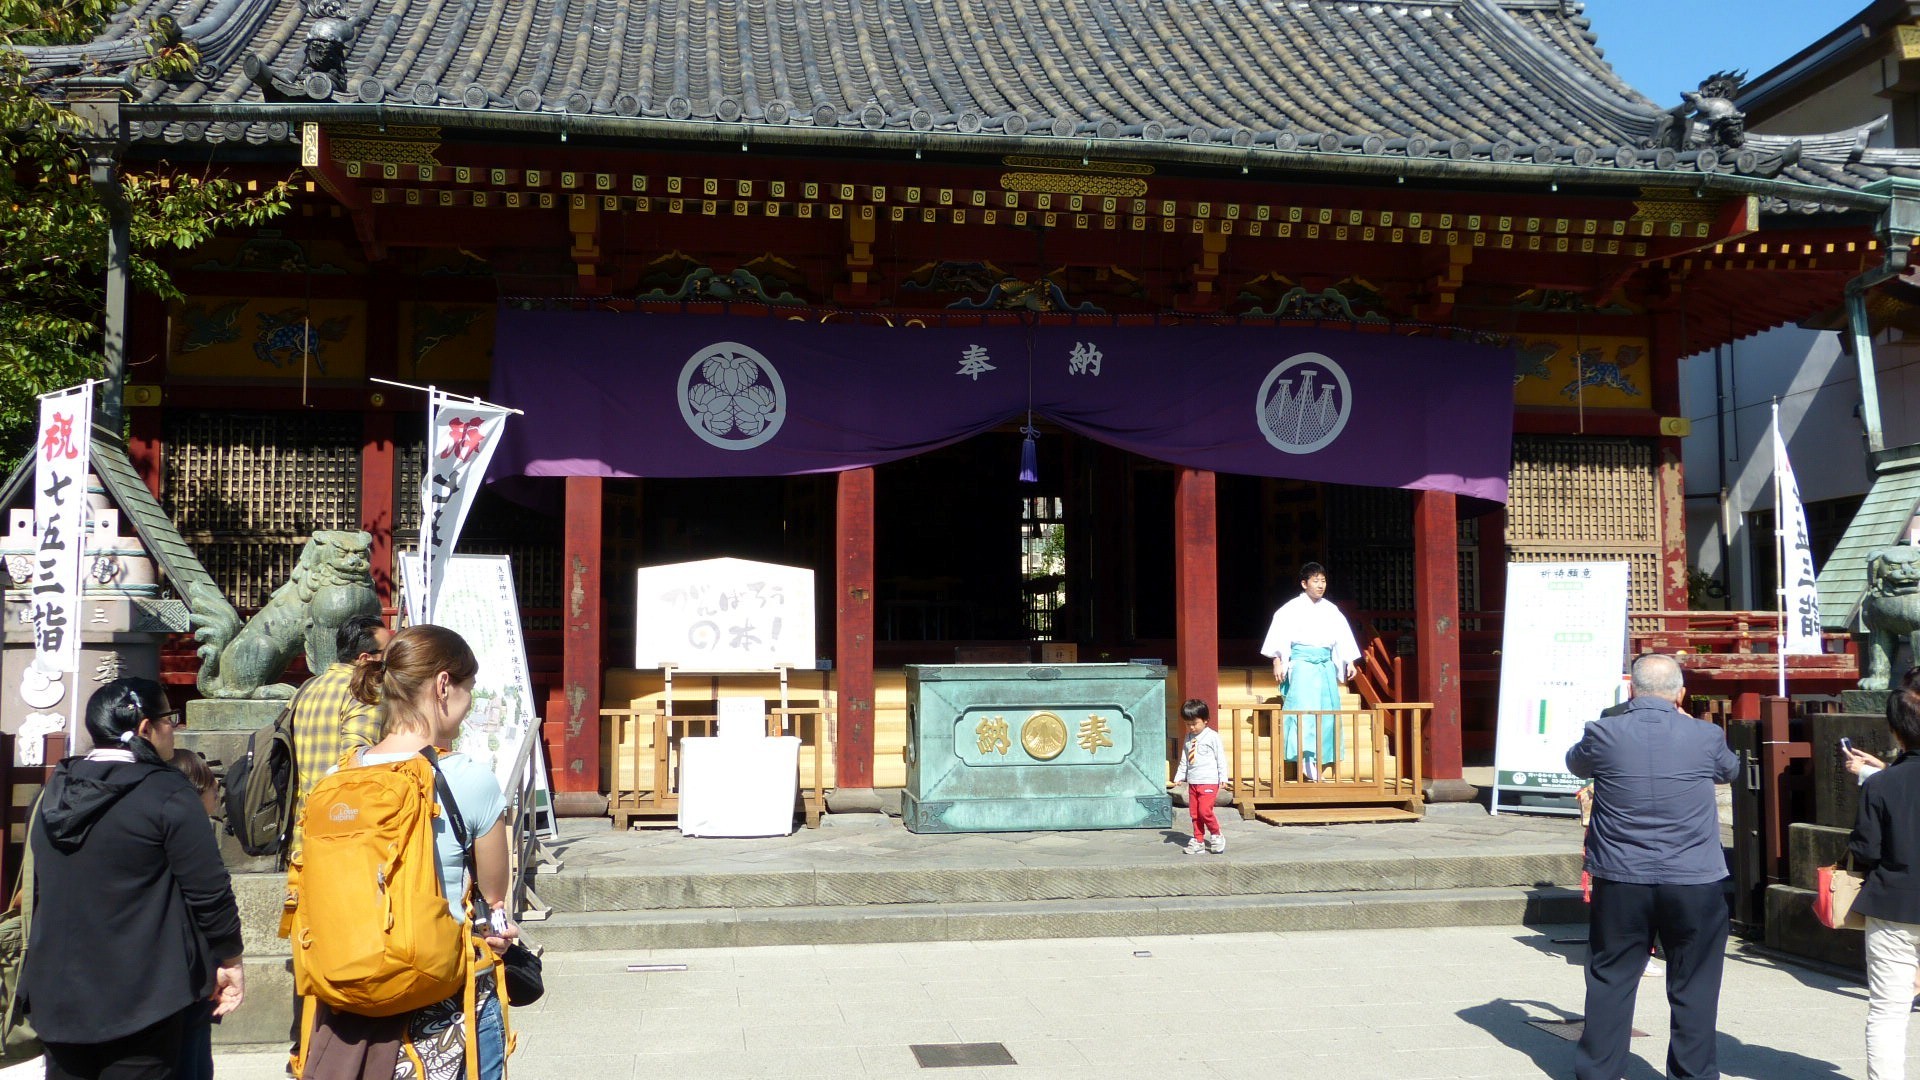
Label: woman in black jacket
xmin=22 ymin=678 xmax=245 ymax=1080
xmin=1849 ymin=684 xmax=1920 ymax=1080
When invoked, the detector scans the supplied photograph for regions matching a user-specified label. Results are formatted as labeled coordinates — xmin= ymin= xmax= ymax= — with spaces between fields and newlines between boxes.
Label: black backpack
xmin=224 ymin=683 xmax=310 ymax=859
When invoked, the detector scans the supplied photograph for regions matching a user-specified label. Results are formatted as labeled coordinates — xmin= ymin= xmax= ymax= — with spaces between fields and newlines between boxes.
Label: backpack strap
xmin=420 ymin=749 xmax=493 ymax=1080
xmin=419 ymin=749 xmax=484 ymax=919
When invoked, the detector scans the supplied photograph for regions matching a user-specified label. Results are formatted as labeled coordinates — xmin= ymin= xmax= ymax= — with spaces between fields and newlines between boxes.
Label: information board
xmin=1492 ymin=561 xmax=1630 ymax=814
xmin=400 ymin=553 xmax=555 ymax=835
xmin=634 ymin=557 xmax=815 ymax=672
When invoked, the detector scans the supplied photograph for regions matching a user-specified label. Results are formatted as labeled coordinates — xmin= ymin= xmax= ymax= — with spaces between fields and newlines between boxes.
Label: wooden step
xmin=1255 ymin=806 xmax=1423 ymax=825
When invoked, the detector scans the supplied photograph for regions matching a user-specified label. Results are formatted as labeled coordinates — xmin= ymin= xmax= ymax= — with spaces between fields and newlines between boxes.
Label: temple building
xmin=17 ymin=0 xmax=1915 ymax=813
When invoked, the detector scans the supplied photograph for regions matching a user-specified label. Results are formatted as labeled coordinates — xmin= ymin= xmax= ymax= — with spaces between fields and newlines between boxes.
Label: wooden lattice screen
xmin=395 ymin=432 xmax=563 ymax=629
xmin=1325 ymin=486 xmax=1481 ymax=628
xmin=1507 ymin=435 xmax=1662 ymax=617
xmin=163 ymin=410 xmax=362 ymax=610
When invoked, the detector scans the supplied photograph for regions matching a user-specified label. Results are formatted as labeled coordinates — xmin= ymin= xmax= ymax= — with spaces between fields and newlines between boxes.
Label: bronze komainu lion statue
xmin=188 ymin=530 xmax=381 ymax=699
xmin=1861 ymin=546 xmax=1920 ymax=692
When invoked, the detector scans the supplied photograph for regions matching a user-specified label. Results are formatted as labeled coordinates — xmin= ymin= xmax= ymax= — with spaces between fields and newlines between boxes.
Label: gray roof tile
xmin=9 ymin=0 xmax=1897 ymax=196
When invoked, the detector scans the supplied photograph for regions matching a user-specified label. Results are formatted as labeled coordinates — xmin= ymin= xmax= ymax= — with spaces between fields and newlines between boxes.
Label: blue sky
xmin=1584 ymin=1 xmax=1864 ymax=107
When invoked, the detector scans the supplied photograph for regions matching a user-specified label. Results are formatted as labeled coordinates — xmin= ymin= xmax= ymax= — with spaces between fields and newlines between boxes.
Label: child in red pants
xmin=1175 ymin=699 xmax=1227 ymax=854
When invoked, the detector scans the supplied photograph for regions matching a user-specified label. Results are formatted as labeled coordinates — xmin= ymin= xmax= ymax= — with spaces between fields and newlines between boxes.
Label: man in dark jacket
xmin=1567 ymin=653 xmax=1738 ymax=1080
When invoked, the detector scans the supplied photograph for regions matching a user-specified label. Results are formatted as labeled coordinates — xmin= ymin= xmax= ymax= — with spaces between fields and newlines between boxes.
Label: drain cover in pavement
xmin=910 ymin=1043 xmax=1017 ymax=1068
xmin=1528 ymin=1019 xmax=1647 ymax=1041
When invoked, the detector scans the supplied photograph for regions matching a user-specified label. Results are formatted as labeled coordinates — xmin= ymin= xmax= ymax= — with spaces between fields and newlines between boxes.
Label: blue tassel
xmin=1018 ymin=430 xmax=1038 ymax=484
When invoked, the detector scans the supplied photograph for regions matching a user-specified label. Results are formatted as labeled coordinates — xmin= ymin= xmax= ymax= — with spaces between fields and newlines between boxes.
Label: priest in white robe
xmin=1259 ymin=562 xmax=1361 ymax=780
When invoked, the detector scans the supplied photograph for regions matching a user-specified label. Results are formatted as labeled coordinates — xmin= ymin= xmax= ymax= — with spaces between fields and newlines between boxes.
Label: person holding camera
xmin=1566 ymin=653 xmax=1737 ymax=1080
xmin=1849 ymin=685 xmax=1920 ymax=1080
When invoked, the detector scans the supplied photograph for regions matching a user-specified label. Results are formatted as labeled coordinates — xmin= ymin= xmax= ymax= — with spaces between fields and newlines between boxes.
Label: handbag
xmin=500 ymin=942 xmax=544 ymax=1006
xmin=1815 ymin=854 xmax=1868 ymax=931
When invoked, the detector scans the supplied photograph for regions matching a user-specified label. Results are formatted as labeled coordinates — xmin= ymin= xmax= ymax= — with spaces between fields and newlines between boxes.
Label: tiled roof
xmin=10 ymin=0 xmax=1902 ymax=202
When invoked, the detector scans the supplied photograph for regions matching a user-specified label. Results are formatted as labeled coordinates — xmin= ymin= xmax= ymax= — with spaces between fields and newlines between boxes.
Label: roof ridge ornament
xmin=242 ymin=0 xmax=359 ymax=101
xmin=1651 ymin=70 xmax=1746 ymax=153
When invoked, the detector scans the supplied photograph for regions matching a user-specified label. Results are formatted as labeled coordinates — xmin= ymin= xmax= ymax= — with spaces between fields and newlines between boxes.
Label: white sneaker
xmin=1300 ymin=753 xmax=1319 ymax=782
xmin=1207 ymin=835 xmax=1225 ymax=854
xmin=1183 ymin=838 xmax=1207 ymax=855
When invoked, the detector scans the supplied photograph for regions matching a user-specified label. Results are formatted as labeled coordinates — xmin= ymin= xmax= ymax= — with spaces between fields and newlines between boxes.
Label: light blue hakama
xmin=1280 ymin=644 xmax=1341 ymax=766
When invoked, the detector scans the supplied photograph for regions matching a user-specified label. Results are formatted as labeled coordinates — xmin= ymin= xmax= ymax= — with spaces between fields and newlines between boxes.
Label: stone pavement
xmin=212 ymin=923 xmax=1872 ymax=1080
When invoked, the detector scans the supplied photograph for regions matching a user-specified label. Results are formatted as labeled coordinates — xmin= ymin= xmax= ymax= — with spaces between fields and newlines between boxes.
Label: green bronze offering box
xmin=902 ymin=663 xmax=1172 ymax=833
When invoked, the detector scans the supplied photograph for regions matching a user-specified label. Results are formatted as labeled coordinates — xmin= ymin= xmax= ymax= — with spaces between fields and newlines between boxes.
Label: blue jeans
xmin=475 ymin=988 xmax=505 ymax=1080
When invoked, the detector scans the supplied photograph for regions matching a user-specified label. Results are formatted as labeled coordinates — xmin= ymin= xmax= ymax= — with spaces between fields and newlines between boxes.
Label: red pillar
xmin=127 ymin=407 xmax=163 ymax=500
xmin=1650 ymin=312 xmax=1690 ymax=614
xmin=558 ymin=475 xmax=603 ymax=794
xmin=1415 ymin=489 xmax=1465 ymax=789
xmin=361 ymin=411 xmax=395 ymax=608
xmin=1173 ymin=469 xmax=1219 ymax=719
xmin=835 ymin=468 xmax=876 ymax=789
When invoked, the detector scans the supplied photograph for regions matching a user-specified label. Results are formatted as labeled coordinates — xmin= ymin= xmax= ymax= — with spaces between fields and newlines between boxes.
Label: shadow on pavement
xmin=1457 ymin=998 xmax=1665 ymax=1080
xmin=1515 ymin=930 xmax=1588 ymax=967
xmin=1459 ymin=997 xmax=1853 ymax=1080
xmin=1724 ymin=942 xmax=1867 ymax=1003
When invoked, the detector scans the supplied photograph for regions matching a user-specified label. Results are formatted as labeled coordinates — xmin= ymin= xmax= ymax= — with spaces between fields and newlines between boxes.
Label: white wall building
xmin=1682 ymin=0 xmax=1920 ymax=610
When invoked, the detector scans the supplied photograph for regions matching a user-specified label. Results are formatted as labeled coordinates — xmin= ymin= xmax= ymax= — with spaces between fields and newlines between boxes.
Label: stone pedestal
xmin=181 ymin=697 xmax=289 ymax=873
xmin=1 ymin=594 xmax=186 ymax=762
xmin=1768 ymin=722 xmax=1883 ymax=974
xmin=1842 ymin=689 xmax=1890 ymax=717
xmin=1810 ymin=711 xmax=1895 ymax=831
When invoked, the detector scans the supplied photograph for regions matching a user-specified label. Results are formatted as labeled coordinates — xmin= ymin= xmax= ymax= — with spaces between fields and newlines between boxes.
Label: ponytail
xmin=349 ymin=655 xmax=385 ymax=706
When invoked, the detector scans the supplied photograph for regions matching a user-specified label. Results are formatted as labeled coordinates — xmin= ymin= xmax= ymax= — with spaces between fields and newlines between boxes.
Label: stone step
xmin=532 ymin=851 xmax=1582 ymax=913
xmin=523 ymin=885 xmax=1588 ymax=952
xmin=1763 ymin=884 xmax=1864 ymax=972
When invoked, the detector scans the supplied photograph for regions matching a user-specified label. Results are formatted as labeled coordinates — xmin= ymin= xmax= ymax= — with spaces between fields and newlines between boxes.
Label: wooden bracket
xmin=569 ymin=200 xmax=605 ymax=293
xmin=1414 ymin=244 xmax=1473 ymax=322
xmin=1176 ymin=226 xmax=1228 ymax=312
xmin=299 ymin=122 xmax=384 ymax=262
xmin=833 ymin=216 xmax=878 ymax=303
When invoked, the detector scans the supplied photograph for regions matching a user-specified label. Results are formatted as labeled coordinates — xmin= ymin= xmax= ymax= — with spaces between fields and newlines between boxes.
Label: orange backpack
xmin=282 ymin=749 xmax=506 ymax=1080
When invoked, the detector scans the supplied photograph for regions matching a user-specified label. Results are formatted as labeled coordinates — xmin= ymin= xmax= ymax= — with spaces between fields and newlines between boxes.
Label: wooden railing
xmin=601 ymin=707 xmax=828 ymax=830
xmin=1350 ymin=631 xmax=1405 ymax=708
xmin=1220 ymin=703 xmax=1426 ymax=824
xmin=1354 ymin=609 xmax=1857 ymax=682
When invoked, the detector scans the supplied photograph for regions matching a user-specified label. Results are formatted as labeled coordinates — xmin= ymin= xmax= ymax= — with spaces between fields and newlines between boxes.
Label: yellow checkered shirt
xmin=288 ymin=662 xmax=381 ymax=858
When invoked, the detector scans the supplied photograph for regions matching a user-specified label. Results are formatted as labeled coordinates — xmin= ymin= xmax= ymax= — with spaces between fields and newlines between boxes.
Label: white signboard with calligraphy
xmin=635 ymin=558 xmax=815 ymax=672
xmin=1491 ymin=561 xmax=1630 ymax=814
xmin=399 ymin=553 xmax=554 ymax=835
xmin=30 ymin=387 xmax=92 ymax=681
xmin=1773 ymin=413 xmax=1822 ymax=655
xmin=417 ymin=393 xmax=510 ymax=624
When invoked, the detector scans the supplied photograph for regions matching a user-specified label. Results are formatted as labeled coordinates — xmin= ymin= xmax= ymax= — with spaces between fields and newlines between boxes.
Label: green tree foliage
xmin=1 ymin=0 xmax=289 ymax=471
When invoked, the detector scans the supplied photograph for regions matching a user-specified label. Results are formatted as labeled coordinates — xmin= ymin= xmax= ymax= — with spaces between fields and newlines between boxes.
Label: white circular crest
xmin=677 ymin=341 xmax=787 ymax=451
xmin=1255 ymin=352 xmax=1352 ymax=455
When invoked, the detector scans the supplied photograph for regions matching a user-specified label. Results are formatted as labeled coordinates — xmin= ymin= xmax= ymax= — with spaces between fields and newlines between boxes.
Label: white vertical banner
xmin=30 ymin=387 xmax=93 ymax=677
xmin=1773 ymin=404 xmax=1822 ymax=658
xmin=419 ymin=392 xmax=510 ymax=623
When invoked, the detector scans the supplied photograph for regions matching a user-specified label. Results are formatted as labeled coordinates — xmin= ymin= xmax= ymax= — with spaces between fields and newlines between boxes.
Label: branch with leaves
xmin=1 ymin=0 xmax=290 ymax=471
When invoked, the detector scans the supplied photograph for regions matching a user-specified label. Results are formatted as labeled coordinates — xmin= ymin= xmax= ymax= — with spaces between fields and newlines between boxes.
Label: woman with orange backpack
xmin=288 ymin=625 xmax=516 ymax=1080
